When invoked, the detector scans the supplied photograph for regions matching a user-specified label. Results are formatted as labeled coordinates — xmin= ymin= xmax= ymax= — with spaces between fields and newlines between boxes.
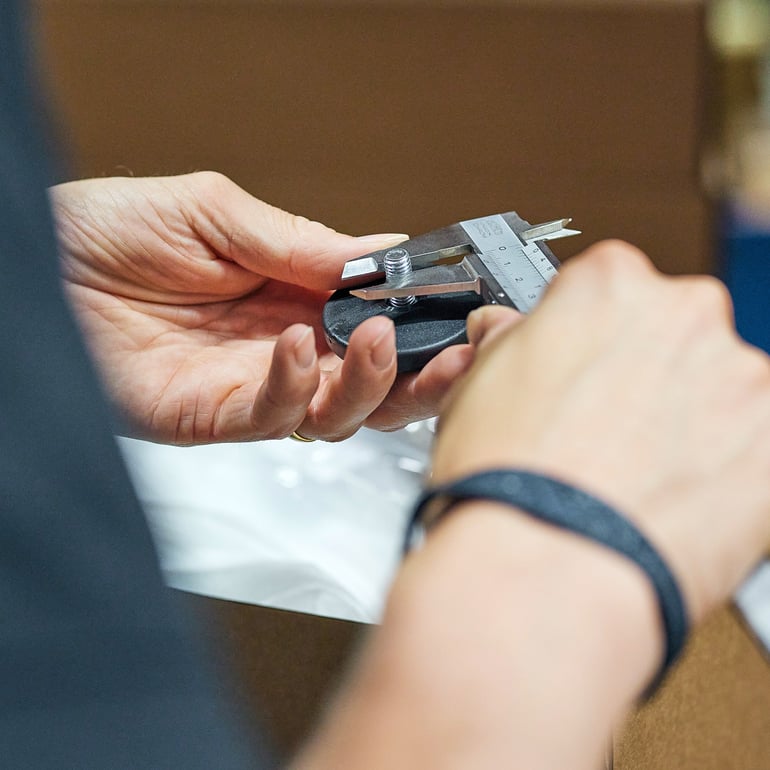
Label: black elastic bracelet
xmin=404 ymin=469 xmax=689 ymax=691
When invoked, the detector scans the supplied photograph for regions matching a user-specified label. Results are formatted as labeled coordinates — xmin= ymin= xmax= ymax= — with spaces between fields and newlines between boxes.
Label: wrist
xmin=404 ymin=499 xmax=662 ymax=685
xmin=387 ymin=502 xmax=661 ymax=766
xmin=298 ymin=502 xmax=663 ymax=770
xmin=407 ymin=468 xmax=689 ymax=684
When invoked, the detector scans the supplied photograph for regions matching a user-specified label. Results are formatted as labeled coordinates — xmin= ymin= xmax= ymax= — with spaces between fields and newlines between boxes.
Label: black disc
xmin=322 ymin=289 xmax=484 ymax=372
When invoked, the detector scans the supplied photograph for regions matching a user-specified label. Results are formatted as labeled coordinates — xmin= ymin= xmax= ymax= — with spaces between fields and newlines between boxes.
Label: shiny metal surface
xmin=520 ymin=218 xmax=573 ymax=242
xmin=350 ymin=262 xmax=480 ymax=300
xmin=341 ymin=211 xmax=579 ymax=312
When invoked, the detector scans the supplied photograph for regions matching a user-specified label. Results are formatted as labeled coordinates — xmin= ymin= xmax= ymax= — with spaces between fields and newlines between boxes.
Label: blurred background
xmin=30 ymin=0 xmax=770 ymax=621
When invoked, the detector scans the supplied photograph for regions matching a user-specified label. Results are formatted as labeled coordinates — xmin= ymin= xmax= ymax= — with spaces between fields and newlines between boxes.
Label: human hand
xmin=51 ymin=172 xmax=486 ymax=443
xmin=432 ymin=241 xmax=770 ymax=623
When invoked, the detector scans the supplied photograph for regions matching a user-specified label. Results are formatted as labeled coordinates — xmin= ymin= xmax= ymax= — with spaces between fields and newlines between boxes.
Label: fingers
xmin=295 ymin=316 xmax=399 ymax=441
xmin=361 ymin=305 xmax=527 ymax=432
xmin=200 ymin=318 xmax=399 ymax=442
xmin=251 ymin=307 xmax=513 ymax=439
xmin=213 ymin=324 xmax=320 ymax=441
xmin=186 ymin=171 xmax=408 ymax=290
xmin=559 ymin=239 xmax=657 ymax=286
xmin=222 ymin=315 xmax=473 ymax=442
xmin=348 ymin=304 xmax=523 ymax=432
xmin=465 ymin=305 xmax=524 ymax=350
xmin=362 ymin=344 xmax=476 ymax=431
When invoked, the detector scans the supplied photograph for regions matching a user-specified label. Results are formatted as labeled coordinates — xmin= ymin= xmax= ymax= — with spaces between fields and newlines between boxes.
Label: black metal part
xmin=322 ymin=288 xmax=484 ymax=373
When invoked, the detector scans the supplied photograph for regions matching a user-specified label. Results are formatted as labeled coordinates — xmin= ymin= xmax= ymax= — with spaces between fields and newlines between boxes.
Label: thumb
xmin=192 ymin=172 xmax=407 ymax=289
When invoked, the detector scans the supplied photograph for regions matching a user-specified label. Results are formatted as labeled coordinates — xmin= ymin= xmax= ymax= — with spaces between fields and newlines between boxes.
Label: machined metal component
xmin=519 ymin=218 xmax=575 ymax=243
xmin=327 ymin=210 xmax=575 ymax=373
xmin=341 ymin=212 xmax=580 ymax=314
xmin=383 ymin=247 xmax=417 ymax=308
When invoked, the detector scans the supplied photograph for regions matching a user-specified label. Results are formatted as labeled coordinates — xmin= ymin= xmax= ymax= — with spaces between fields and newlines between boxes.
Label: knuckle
xmin=586 ymin=238 xmax=650 ymax=264
xmin=735 ymin=345 xmax=770 ymax=391
xmin=190 ymin=170 xmax=230 ymax=195
xmin=559 ymin=239 xmax=655 ymax=293
xmin=677 ymin=276 xmax=734 ymax=325
xmin=182 ymin=171 xmax=244 ymax=255
xmin=284 ymin=214 xmax=334 ymax=255
xmin=286 ymin=216 xmax=314 ymax=255
xmin=578 ymin=239 xmax=653 ymax=274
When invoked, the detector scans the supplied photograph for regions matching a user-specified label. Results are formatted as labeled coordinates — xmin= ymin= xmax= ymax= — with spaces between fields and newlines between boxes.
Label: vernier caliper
xmin=322 ymin=211 xmax=579 ymax=372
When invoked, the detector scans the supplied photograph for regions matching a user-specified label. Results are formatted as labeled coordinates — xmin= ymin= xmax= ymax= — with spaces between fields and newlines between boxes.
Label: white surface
xmin=119 ymin=423 xmax=434 ymax=623
xmin=735 ymin=559 xmax=770 ymax=655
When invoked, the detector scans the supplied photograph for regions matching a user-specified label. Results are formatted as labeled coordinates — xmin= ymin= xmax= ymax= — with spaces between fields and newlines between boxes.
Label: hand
xmin=433 ymin=241 xmax=770 ymax=623
xmin=51 ymin=172 xmax=487 ymax=443
xmin=293 ymin=243 xmax=770 ymax=770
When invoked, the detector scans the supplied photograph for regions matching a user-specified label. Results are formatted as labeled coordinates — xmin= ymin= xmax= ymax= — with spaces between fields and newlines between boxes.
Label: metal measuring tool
xmin=322 ymin=211 xmax=580 ymax=371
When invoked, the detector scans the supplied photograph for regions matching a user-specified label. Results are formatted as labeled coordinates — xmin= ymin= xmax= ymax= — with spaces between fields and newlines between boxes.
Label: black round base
xmin=322 ymin=289 xmax=484 ymax=372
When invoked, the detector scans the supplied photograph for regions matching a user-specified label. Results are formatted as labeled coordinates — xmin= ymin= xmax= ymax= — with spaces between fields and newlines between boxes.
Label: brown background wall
xmin=35 ymin=0 xmax=713 ymax=273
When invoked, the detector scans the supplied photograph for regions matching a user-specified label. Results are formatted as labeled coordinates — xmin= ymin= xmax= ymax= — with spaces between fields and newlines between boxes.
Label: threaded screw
xmin=383 ymin=247 xmax=416 ymax=308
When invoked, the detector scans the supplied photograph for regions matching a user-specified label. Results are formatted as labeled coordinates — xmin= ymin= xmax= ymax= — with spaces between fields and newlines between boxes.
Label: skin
xmin=51 ymin=171 xmax=480 ymax=444
xmin=435 ymin=241 xmax=770 ymax=619
xmin=52 ymin=179 xmax=770 ymax=767
xmin=293 ymin=242 xmax=770 ymax=770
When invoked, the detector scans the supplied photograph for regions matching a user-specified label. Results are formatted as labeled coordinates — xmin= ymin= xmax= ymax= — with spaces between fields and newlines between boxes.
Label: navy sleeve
xmin=0 ymin=4 xmax=271 ymax=767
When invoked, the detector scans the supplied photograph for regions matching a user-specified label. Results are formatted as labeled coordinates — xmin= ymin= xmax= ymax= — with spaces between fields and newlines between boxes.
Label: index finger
xmin=187 ymin=172 xmax=409 ymax=289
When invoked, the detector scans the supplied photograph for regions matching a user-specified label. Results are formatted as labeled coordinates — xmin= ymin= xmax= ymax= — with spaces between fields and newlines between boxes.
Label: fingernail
xmin=356 ymin=233 xmax=409 ymax=247
xmin=371 ymin=321 xmax=396 ymax=370
xmin=295 ymin=326 xmax=317 ymax=370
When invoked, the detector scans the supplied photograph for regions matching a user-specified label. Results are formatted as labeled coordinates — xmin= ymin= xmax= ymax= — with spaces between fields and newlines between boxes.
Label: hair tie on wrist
xmin=404 ymin=469 xmax=689 ymax=693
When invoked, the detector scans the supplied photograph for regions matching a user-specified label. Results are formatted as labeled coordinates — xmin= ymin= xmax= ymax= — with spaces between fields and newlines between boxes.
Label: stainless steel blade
xmin=526 ymin=227 xmax=581 ymax=244
xmin=520 ymin=218 xmax=572 ymax=241
xmin=349 ymin=263 xmax=480 ymax=300
xmin=341 ymin=244 xmax=473 ymax=281
xmin=519 ymin=218 xmax=582 ymax=245
xmin=340 ymin=212 xmax=578 ymax=308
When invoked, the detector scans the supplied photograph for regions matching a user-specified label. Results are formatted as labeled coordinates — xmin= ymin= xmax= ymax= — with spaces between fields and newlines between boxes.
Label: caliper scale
xmin=322 ymin=211 xmax=580 ymax=372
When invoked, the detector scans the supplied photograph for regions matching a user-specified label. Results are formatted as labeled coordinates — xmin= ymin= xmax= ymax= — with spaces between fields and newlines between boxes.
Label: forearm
xmin=293 ymin=502 xmax=661 ymax=770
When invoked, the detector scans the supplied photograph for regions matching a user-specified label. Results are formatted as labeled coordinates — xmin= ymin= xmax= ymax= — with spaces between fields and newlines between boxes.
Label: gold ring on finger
xmin=289 ymin=430 xmax=316 ymax=443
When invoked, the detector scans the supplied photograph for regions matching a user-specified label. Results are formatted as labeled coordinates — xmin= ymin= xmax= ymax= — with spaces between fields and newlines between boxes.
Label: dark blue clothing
xmin=0 ymin=4 xmax=268 ymax=766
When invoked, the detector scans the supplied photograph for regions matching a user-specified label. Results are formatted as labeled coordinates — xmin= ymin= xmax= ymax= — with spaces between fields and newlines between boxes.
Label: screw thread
xmin=383 ymin=248 xmax=417 ymax=308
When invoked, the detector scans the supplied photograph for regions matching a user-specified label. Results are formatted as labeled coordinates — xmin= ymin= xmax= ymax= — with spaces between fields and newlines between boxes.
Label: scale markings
xmin=460 ymin=214 xmax=557 ymax=312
